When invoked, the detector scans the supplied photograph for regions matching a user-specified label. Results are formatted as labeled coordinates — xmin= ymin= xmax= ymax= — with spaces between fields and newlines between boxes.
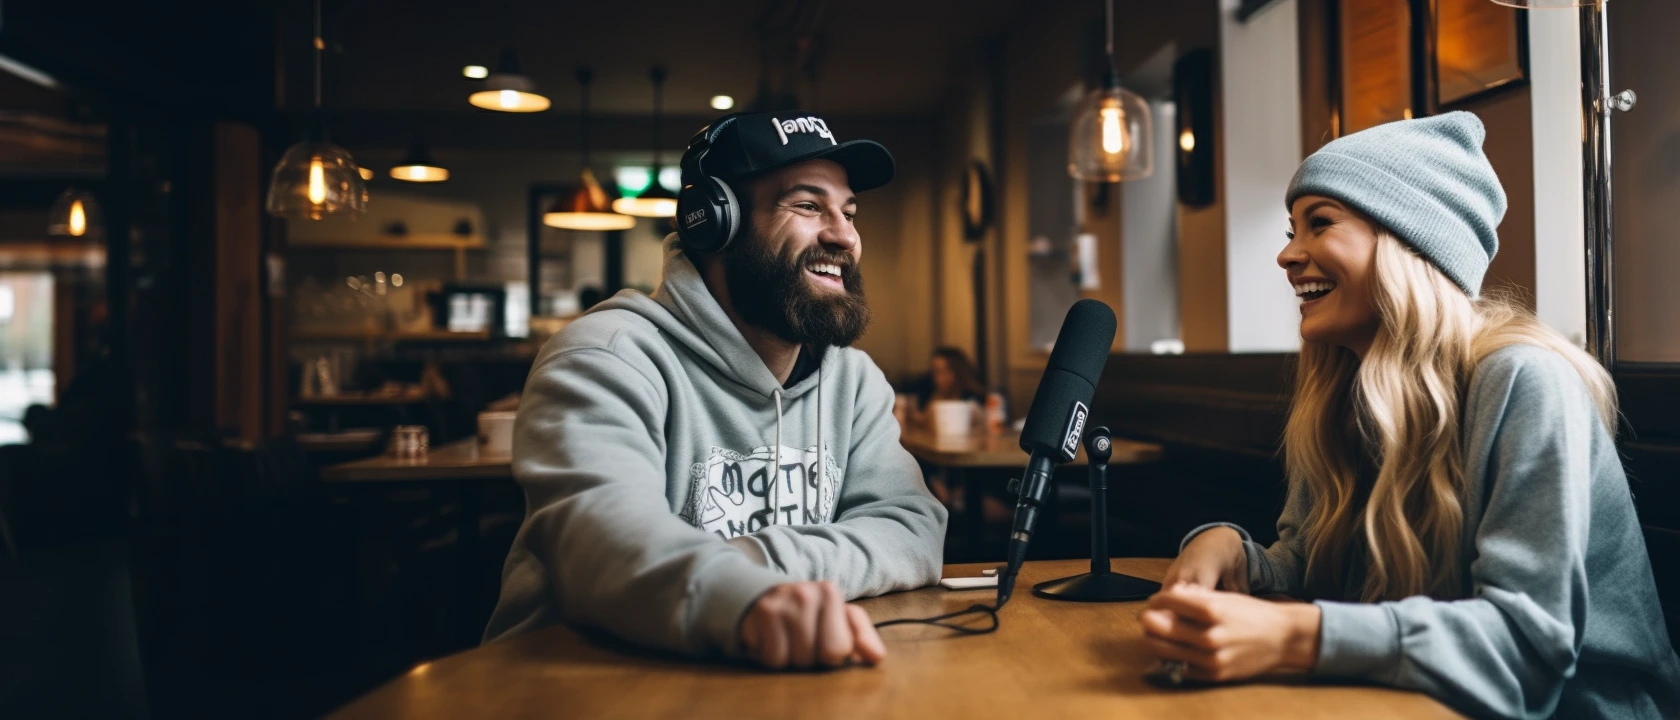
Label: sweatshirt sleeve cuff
xmin=1179 ymin=522 xmax=1252 ymax=552
xmin=689 ymin=555 xmax=789 ymax=659
xmin=1312 ymin=600 xmax=1401 ymax=681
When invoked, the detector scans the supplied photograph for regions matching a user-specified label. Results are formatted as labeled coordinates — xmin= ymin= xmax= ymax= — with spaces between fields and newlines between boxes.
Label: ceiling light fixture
xmin=469 ymin=47 xmax=550 ymax=113
xmin=545 ymin=66 xmax=637 ymax=231
xmin=1068 ymin=0 xmax=1153 ymax=182
xmin=710 ymin=94 xmax=735 ymax=111
xmin=463 ymin=65 xmax=489 ymax=79
xmin=265 ymin=0 xmax=367 ymax=219
xmin=614 ymin=66 xmax=679 ymax=218
xmin=47 ymin=186 xmax=101 ymax=239
xmin=390 ymin=139 xmax=449 ymax=182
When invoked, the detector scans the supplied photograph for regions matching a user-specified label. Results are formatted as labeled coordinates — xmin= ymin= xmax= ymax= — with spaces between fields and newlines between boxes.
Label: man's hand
xmin=1139 ymin=584 xmax=1321 ymax=682
xmin=739 ymin=581 xmax=886 ymax=670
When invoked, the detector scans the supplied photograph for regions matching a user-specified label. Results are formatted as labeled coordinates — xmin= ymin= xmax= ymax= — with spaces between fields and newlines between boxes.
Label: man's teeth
xmin=1294 ymin=281 xmax=1336 ymax=298
xmin=809 ymin=263 xmax=842 ymax=278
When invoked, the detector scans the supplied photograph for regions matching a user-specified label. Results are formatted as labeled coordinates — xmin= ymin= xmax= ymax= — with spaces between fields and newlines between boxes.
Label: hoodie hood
xmin=589 ymin=234 xmax=825 ymax=400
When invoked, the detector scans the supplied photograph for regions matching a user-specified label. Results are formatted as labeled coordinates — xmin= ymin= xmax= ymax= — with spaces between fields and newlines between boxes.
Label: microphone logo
xmin=1061 ymin=402 xmax=1088 ymax=458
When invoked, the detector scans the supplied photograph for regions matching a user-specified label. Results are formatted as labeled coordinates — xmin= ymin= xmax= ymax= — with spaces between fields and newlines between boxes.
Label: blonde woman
xmin=1143 ymin=112 xmax=1680 ymax=719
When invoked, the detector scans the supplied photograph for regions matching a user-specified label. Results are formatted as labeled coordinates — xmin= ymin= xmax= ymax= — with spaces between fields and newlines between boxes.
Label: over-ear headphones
xmin=675 ymin=114 xmax=744 ymax=254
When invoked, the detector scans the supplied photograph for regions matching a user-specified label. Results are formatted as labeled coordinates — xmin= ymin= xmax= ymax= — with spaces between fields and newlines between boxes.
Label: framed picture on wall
xmin=1432 ymin=0 xmax=1527 ymax=107
xmin=1338 ymin=0 xmax=1414 ymax=134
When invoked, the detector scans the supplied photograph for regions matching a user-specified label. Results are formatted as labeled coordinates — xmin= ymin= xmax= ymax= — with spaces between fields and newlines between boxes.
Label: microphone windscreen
xmin=1018 ymin=299 xmax=1116 ymax=461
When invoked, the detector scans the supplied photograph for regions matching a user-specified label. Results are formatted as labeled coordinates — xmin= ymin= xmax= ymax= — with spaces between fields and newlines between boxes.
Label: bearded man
xmin=484 ymin=112 xmax=947 ymax=670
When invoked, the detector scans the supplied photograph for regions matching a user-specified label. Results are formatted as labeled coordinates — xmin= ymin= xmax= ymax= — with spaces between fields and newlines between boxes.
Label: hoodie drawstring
xmin=768 ymin=365 xmax=823 ymax=527
xmin=771 ymin=388 xmax=783 ymax=519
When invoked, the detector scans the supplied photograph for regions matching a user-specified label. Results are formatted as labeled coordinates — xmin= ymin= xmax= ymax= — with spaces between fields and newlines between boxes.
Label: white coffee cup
xmin=477 ymin=411 xmax=517 ymax=455
xmin=931 ymin=399 xmax=974 ymax=437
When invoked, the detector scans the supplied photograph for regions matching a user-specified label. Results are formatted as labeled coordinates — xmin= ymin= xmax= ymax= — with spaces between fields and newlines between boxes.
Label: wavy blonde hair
xmin=1285 ymin=231 xmax=1616 ymax=602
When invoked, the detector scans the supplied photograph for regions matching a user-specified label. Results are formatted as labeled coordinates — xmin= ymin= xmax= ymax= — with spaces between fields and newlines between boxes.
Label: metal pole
xmin=1579 ymin=0 xmax=1635 ymax=372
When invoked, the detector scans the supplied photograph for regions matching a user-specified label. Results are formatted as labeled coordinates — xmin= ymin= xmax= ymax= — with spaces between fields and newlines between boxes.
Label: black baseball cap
xmin=689 ymin=111 xmax=895 ymax=193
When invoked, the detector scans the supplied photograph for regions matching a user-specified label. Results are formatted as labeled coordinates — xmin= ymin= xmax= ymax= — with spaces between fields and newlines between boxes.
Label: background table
xmin=900 ymin=431 xmax=1163 ymax=554
xmin=322 ymin=439 xmax=513 ymax=648
xmin=327 ymin=558 xmax=1461 ymax=719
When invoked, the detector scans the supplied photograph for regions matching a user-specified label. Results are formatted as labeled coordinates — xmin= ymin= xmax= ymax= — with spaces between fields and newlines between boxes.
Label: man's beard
xmin=723 ymin=232 xmax=871 ymax=348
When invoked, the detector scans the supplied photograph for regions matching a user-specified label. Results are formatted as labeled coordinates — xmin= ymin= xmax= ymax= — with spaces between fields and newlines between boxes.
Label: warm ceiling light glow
xmin=463 ymin=65 xmax=489 ymax=79
xmin=391 ymin=164 xmax=449 ymax=182
xmin=68 ymin=199 xmax=87 ymax=236
xmin=1100 ymin=104 xmax=1126 ymax=155
xmin=1178 ymin=128 xmax=1195 ymax=153
xmin=469 ymin=48 xmax=550 ymax=112
xmin=469 ymin=88 xmax=550 ymax=112
xmin=49 ymin=187 xmax=103 ymax=238
xmin=612 ymin=195 xmax=678 ymax=218
xmin=710 ymin=95 xmax=734 ymax=111
xmin=358 ymin=166 xmax=374 ymax=181
xmin=308 ymin=157 xmax=327 ymax=204
xmin=543 ymin=210 xmax=638 ymax=231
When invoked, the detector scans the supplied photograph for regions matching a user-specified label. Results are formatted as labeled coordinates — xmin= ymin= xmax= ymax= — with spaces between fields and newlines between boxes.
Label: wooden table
xmin=900 ymin=430 xmax=1162 ymax=468
xmin=327 ymin=558 xmax=1461 ymax=719
xmin=900 ymin=431 xmax=1163 ymax=556
xmin=322 ymin=439 xmax=513 ymax=648
xmin=320 ymin=438 xmax=512 ymax=482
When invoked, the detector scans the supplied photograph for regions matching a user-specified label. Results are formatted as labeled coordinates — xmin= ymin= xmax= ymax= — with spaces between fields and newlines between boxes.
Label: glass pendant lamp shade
xmin=1069 ymin=77 xmax=1153 ymax=182
xmin=266 ymin=140 xmax=368 ymax=220
xmin=469 ymin=48 xmax=550 ymax=113
xmin=1070 ymin=0 xmax=1153 ymax=182
xmin=546 ymin=168 xmax=637 ymax=231
xmin=47 ymin=186 xmax=102 ymax=238
xmin=267 ymin=0 xmax=366 ymax=219
xmin=390 ymin=139 xmax=449 ymax=182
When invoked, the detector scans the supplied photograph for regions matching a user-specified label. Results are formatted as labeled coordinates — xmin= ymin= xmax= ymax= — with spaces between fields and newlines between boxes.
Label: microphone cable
xmin=873 ymin=602 xmax=1000 ymax=636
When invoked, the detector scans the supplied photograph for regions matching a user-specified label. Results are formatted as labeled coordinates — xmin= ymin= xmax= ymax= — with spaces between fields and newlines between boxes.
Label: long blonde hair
xmin=1284 ymin=232 xmax=1617 ymax=602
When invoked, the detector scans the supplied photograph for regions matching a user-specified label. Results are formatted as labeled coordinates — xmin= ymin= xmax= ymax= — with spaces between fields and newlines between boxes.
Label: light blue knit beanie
xmin=1286 ymin=111 xmax=1506 ymax=296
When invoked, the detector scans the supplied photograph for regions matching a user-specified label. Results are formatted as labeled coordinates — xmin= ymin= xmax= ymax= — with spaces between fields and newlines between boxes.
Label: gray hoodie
xmin=1187 ymin=344 xmax=1680 ymax=719
xmin=483 ymin=236 xmax=947 ymax=657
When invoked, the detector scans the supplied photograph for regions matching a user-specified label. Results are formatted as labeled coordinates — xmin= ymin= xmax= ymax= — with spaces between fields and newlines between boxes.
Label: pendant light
xmin=47 ymin=186 xmax=101 ymax=239
xmin=613 ymin=66 xmax=678 ymax=218
xmin=1068 ymin=0 xmax=1153 ymax=182
xmin=265 ymin=0 xmax=367 ymax=220
xmin=390 ymin=138 xmax=449 ymax=182
xmin=48 ymin=124 xmax=102 ymax=239
xmin=468 ymin=47 xmax=551 ymax=113
xmin=545 ymin=67 xmax=636 ymax=231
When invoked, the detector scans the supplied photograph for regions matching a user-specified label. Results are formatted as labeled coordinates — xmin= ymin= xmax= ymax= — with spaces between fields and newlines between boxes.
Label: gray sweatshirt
xmin=1188 ymin=344 xmax=1680 ymax=719
xmin=482 ymin=238 xmax=947 ymax=657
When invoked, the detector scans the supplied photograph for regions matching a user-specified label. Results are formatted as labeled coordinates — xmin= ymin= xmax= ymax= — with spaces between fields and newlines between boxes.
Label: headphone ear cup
xmin=675 ymin=177 xmax=739 ymax=254
xmin=711 ymin=178 xmax=741 ymax=252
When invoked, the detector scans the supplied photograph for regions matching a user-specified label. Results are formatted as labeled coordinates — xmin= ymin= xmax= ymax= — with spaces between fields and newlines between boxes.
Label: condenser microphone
xmin=996 ymin=299 xmax=1116 ymax=606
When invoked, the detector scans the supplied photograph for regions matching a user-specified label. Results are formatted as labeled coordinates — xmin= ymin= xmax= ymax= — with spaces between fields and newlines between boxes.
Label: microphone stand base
xmin=1032 ymin=571 xmax=1160 ymax=602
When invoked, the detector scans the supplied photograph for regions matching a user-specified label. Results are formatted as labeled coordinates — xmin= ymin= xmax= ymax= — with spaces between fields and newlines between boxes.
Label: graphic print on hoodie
xmin=685 ymin=444 xmax=840 ymax=538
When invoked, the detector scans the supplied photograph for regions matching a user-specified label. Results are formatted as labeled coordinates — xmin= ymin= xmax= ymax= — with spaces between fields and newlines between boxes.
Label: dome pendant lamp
xmin=391 ymin=138 xmax=449 ymax=182
xmin=1068 ymin=0 xmax=1153 ymax=182
xmin=545 ymin=67 xmax=636 ymax=231
xmin=468 ymin=47 xmax=551 ymax=113
xmin=265 ymin=0 xmax=367 ymax=220
xmin=613 ymin=66 xmax=678 ymax=218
